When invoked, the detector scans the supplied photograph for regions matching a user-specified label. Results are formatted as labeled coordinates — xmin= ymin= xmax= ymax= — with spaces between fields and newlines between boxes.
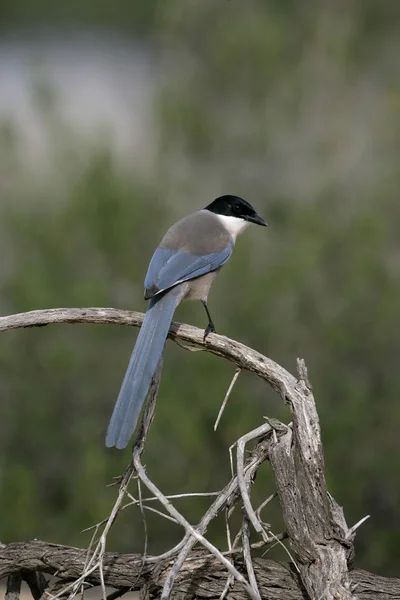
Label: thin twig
xmin=98 ymin=558 xmax=107 ymax=600
xmin=229 ymin=442 xmax=236 ymax=479
xmin=141 ymin=504 xmax=179 ymax=524
xmin=223 ymin=496 xmax=281 ymax=563
xmin=81 ymin=523 xmax=100 ymax=600
xmin=214 ymin=368 xmax=241 ymax=430
xmin=148 ymin=491 xmax=220 ymax=500
xmin=218 ymin=577 xmax=233 ymax=600
xmin=50 ymin=362 xmax=164 ymax=600
xmin=225 ymin=538 xmax=281 ymax=555
xmin=236 ymin=423 xmax=273 ymax=540
xmin=126 ymin=359 xmax=164 ymax=595
xmin=138 ymin=480 xmax=148 ymax=563
xmin=39 ymin=580 xmax=71 ymax=600
xmin=126 ymin=492 xmax=179 ymax=524
xmin=225 ymin=507 xmax=232 ymax=551
xmin=219 ymin=509 xmax=234 ymax=600
xmin=144 ymin=538 xmax=189 ymax=563
xmin=157 ymin=434 xmax=272 ymax=594
xmin=346 ymin=515 xmax=370 ymax=539
xmin=132 ymin=450 xmax=259 ymax=600
xmin=242 ymin=513 xmax=262 ymax=600
xmin=255 ymin=492 xmax=277 ymax=523
xmin=82 ymin=492 xmax=219 ymax=533
xmin=266 ymin=530 xmax=300 ymax=573
xmin=185 ymin=536 xmax=285 ymax=563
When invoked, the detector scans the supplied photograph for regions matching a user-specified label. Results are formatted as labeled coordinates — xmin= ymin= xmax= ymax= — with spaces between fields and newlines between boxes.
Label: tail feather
xmin=106 ymin=287 xmax=181 ymax=449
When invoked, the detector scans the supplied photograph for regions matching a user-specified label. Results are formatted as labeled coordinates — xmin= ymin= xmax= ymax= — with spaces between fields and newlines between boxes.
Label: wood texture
xmin=0 ymin=542 xmax=399 ymax=600
xmin=268 ymin=361 xmax=355 ymax=598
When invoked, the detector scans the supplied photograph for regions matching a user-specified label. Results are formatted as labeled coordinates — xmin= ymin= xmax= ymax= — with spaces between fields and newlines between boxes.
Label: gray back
xmin=160 ymin=210 xmax=231 ymax=255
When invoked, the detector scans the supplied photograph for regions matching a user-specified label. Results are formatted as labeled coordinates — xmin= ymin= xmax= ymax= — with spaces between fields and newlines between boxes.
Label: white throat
xmin=216 ymin=214 xmax=250 ymax=240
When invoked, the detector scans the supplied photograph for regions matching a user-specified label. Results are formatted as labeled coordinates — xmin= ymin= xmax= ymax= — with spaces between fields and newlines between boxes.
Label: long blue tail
xmin=106 ymin=287 xmax=181 ymax=449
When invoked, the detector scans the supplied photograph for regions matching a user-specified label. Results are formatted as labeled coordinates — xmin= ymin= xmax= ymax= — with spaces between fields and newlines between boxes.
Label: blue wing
xmin=144 ymin=243 xmax=233 ymax=297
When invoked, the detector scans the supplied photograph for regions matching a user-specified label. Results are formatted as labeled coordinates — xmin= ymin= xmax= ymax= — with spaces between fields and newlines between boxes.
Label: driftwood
xmin=0 ymin=307 xmax=398 ymax=600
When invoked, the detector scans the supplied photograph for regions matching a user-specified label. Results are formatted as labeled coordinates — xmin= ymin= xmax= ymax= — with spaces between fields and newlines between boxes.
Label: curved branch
xmin=0 ymin=308 xmax=372 ymax=598
xmin=0 ymin=307 xmax=295 ymax=394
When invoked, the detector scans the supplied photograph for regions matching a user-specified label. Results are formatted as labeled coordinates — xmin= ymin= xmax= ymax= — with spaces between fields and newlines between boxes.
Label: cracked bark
xmin=0 ymin=542 xmax=399 ymax=600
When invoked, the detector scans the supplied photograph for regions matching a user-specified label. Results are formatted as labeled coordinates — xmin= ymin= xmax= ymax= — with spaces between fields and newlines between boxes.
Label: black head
xmin=205 ymin=195 xmax=267 ymax=226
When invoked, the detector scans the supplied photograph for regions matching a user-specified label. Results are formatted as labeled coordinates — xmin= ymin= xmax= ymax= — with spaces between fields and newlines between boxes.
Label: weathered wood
xmin=268 ymin=360 xmax=355 ymax=599
xmin=0 ymin=308 xmax=394 ymax=599
xmin=0 ymin=542 xmax=399 ymax=600
xmin=0 ymin=307 xmax=300 ymax=394
xmin=5 ymin=573 xmax=22 ymax=600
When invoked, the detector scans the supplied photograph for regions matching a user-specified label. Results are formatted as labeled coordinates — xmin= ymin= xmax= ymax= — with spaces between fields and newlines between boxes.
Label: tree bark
xmin=0 ymin=541 xmax=399 ymax=600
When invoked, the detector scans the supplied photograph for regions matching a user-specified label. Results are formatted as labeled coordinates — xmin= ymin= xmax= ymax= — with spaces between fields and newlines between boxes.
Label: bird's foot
xmin=203 ymin=323 xmax=215 ymax=342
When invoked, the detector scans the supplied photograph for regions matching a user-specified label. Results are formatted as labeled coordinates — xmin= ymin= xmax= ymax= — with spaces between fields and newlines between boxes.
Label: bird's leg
xmin=201 ymin=300 xmax=215 ymax=341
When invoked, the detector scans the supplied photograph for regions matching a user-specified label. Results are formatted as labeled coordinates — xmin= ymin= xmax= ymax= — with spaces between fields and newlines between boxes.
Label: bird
xmin=106 ymin=195 xmax=267 ymax=449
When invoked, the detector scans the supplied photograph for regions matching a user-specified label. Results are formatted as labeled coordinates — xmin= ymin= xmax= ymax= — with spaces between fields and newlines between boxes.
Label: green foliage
xmin=0 ymin=0 xmax=399 ymax=577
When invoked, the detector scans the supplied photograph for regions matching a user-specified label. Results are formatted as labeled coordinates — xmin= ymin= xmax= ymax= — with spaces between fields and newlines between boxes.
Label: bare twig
xmin=80 ymin=523 xmax=100 ymax=600
xmin=49 ymin=362 xmax=163 ymax=600
xmin=132 ymin=449 xmax=258 ymax=600
xmin=236 ymin=422 xmax=273 ymax=540
xmin=126 ymin=494 xmax=179 ymax=524
xmin=98 ymin=558 xmax=106 ymax=600
xmin=158 ymin=434 xmax=272 ymax=594
xmin=229 ymin=442 xmax=236 ymax=479
xmin=265 ymin=530 xmax=300 ymax=573
xmin=225 ymin=508 xmax=232 ymax=552
xmin=218 ymin=509 xmax=234 ymax=600
xmin=82 ymin=491 xmax=219 ymax=533
xmin=214 ymin=367 xmax=241 ymax=430
xmin=39 ymin=580 xmax=71 ymax=600
xmin=137 ymin=480 xmax=148 ymax=563
xmin=346 ymin=515 xmax=371 ymax=539
xmin=143 ymin=539 xmax=188 ymax=563
xmin=255 ymin=492 xmax=277 ymax=523
xmin=143 ymin=491 xmax=220 ymax=501
xmin=218 ymin=576 xmax=234 ymax=600
xmin=125 ymin=359 xmax=164 ymax=595
xmin=242 ymin=514 xmax=262 ymax=600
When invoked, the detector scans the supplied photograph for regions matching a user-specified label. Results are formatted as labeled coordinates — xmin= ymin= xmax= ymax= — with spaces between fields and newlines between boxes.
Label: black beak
xmin=246 ymin=213 xmax=268 ymax=227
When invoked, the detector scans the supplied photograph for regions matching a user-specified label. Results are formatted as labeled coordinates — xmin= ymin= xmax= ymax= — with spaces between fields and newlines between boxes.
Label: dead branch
xmin=0 ymin=307 xmax=298 ymax=394
xmin=268 ymin=360 xmax=356 ymax=599
xmin=0 ymin=308 xmax=396 ymax=599
xmin=5 ymin=574 xmax=21 ymax=600
xmin=1 ymin=541 xmax=400 ymax=600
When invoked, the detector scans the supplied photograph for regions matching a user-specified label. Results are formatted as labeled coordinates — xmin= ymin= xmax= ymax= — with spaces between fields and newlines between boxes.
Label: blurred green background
xmin=0 ymin=0 xmax=399 ymax=577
